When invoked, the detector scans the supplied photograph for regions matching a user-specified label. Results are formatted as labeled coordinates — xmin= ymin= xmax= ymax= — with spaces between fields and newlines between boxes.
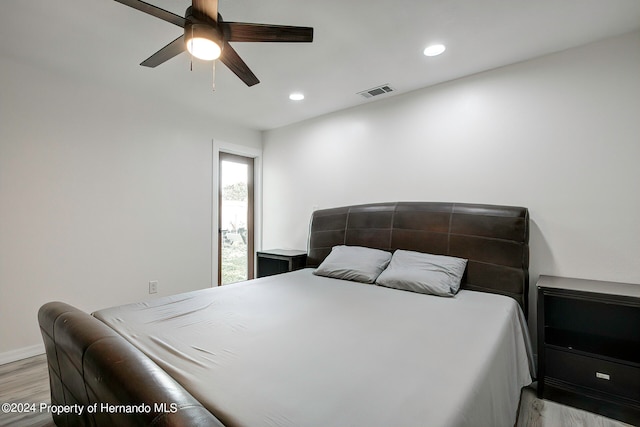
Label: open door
xmin=218 ymin=153 xmax=254 ymax=285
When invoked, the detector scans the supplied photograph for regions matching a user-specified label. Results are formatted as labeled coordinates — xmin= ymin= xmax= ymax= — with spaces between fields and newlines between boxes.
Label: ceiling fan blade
xmin=113 ymin=0 xmax=186 ymax=27
xmin=223 ymin=22 xmax=313 ymax=42
xmin=192 ymin=0 xmax=218 ymax=22
xmin=140 ymin=35 xmax=186 ymax=67
xmin=220 ymin=43 xmax=260 ymax=87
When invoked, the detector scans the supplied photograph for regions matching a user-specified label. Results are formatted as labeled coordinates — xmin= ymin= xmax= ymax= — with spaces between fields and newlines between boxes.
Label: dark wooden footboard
xmin=38 ymin=302 xmax=224 ymax=427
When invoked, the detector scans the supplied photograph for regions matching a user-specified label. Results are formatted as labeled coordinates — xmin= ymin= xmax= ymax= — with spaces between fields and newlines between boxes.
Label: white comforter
xmin=94 ymin=268 xmax=534 ymax=427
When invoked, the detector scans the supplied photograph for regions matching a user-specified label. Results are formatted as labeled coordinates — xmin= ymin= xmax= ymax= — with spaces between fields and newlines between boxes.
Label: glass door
xmin=218 ymin=153 xmax=254 ymax=284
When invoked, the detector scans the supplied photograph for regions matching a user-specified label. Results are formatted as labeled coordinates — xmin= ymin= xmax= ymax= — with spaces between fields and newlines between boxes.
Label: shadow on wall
xmin=528 ymin=218 xmax=557 ymax=357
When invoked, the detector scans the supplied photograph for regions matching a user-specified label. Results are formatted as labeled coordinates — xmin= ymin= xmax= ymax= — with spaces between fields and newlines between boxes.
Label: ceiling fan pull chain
xmin=190 ymin=25 xmax=194 ymax=71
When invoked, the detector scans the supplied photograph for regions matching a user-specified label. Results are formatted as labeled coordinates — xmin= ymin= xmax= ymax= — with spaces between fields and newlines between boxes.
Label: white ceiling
xmin=2 ymin=0 xmax=640 ymax=130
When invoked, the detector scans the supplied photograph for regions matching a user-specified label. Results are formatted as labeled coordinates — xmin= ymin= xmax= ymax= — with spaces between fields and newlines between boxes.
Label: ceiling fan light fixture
xmin=184 ymin=22 xmax=222 ymax=61
xmin=186 ymin=37 xmax=222 ymax=60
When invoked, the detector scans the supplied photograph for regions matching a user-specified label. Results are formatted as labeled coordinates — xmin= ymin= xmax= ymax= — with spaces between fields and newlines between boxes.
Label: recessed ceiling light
xmin=423 ymin=44 xmax=446 ymax=57
xmin=289 ymin=93 xmax=305 ymax=101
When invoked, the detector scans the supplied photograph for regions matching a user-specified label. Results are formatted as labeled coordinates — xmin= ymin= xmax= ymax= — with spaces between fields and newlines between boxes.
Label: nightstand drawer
xmin=546 ymin=348 xmax=640 ymax=401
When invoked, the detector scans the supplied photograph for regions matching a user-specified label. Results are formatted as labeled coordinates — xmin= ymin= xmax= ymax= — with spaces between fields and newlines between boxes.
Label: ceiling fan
xmin=113 ymin=0 xmax=314 ymax=87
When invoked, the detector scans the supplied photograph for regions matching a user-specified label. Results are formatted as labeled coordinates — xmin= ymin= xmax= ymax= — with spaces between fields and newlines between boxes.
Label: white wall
xmin=263 ymin=31 xmax=640 ymax=334
xmin=2 ymin=30 xmax=638 ymax=361
xmin=0 ymin=55 xmax=261 ymax=359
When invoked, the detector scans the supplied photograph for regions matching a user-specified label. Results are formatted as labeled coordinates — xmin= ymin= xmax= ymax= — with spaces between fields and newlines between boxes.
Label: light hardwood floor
xmin=0 ymin=354 xmax=633 ymax=427
xmin=0 ymin=355 xmax=53 ymax=427
xmin=517 ymin=387 xmax=632 ymax=427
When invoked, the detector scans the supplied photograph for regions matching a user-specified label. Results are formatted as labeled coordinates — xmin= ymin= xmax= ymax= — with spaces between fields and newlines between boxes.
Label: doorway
xmin=218 ymin=153 xmax=254 ymax=285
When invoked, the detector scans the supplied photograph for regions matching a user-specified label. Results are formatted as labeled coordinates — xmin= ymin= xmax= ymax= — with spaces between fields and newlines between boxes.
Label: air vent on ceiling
xmin=358 ymin=84 xmax=395 ymax=99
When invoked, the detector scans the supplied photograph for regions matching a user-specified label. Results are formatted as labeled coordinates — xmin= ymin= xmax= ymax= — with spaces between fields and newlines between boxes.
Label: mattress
xmin=94 ymin=268 xmax=534 ymax=427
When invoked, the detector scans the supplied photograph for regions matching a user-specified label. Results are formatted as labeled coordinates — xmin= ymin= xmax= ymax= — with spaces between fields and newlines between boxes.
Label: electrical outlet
xmin=149 ymin=280 xmax=158 ymax=294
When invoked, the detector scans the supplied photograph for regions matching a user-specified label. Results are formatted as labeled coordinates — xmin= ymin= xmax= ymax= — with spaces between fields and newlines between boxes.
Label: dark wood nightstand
xmin=256 ymin=249 xmax=307 ymax=278
xmin=537 ymin=275 xmax=640 ymax=425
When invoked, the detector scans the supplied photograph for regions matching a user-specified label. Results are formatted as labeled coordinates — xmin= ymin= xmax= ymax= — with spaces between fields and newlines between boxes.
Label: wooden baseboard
xmin=0 ymin=344 xmax=45 ymax=366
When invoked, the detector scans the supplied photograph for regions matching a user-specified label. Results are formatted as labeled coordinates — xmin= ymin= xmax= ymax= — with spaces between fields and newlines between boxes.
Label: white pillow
xmin=313 ymin=245 xmax=392 ymax=283
xmin=375 ymin=250 xmax=467 ymax=296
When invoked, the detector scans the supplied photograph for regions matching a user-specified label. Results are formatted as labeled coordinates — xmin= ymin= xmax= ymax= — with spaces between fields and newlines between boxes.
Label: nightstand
xmin=537 ymin=275 xmax=640 ymax=425
xmin=256 ymin=249 xmax=307 ymax=278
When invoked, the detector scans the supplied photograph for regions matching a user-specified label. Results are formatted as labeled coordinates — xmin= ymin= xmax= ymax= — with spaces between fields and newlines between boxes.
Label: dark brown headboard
xmin=307 ymin=202 xmax=530 ymax=316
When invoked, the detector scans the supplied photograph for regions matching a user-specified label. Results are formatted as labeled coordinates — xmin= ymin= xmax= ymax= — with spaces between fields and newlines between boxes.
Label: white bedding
xmin=94 ymin=268 xmax=534 ymax=427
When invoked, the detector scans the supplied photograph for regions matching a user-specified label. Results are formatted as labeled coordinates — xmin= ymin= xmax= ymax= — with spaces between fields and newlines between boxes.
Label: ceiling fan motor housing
xmin=184 ymin=6 xmax=223 ymax=51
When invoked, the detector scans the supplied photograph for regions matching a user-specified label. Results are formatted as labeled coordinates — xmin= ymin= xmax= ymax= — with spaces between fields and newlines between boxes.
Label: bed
xmin=39 ymin=201 xmax=533 ymax=427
